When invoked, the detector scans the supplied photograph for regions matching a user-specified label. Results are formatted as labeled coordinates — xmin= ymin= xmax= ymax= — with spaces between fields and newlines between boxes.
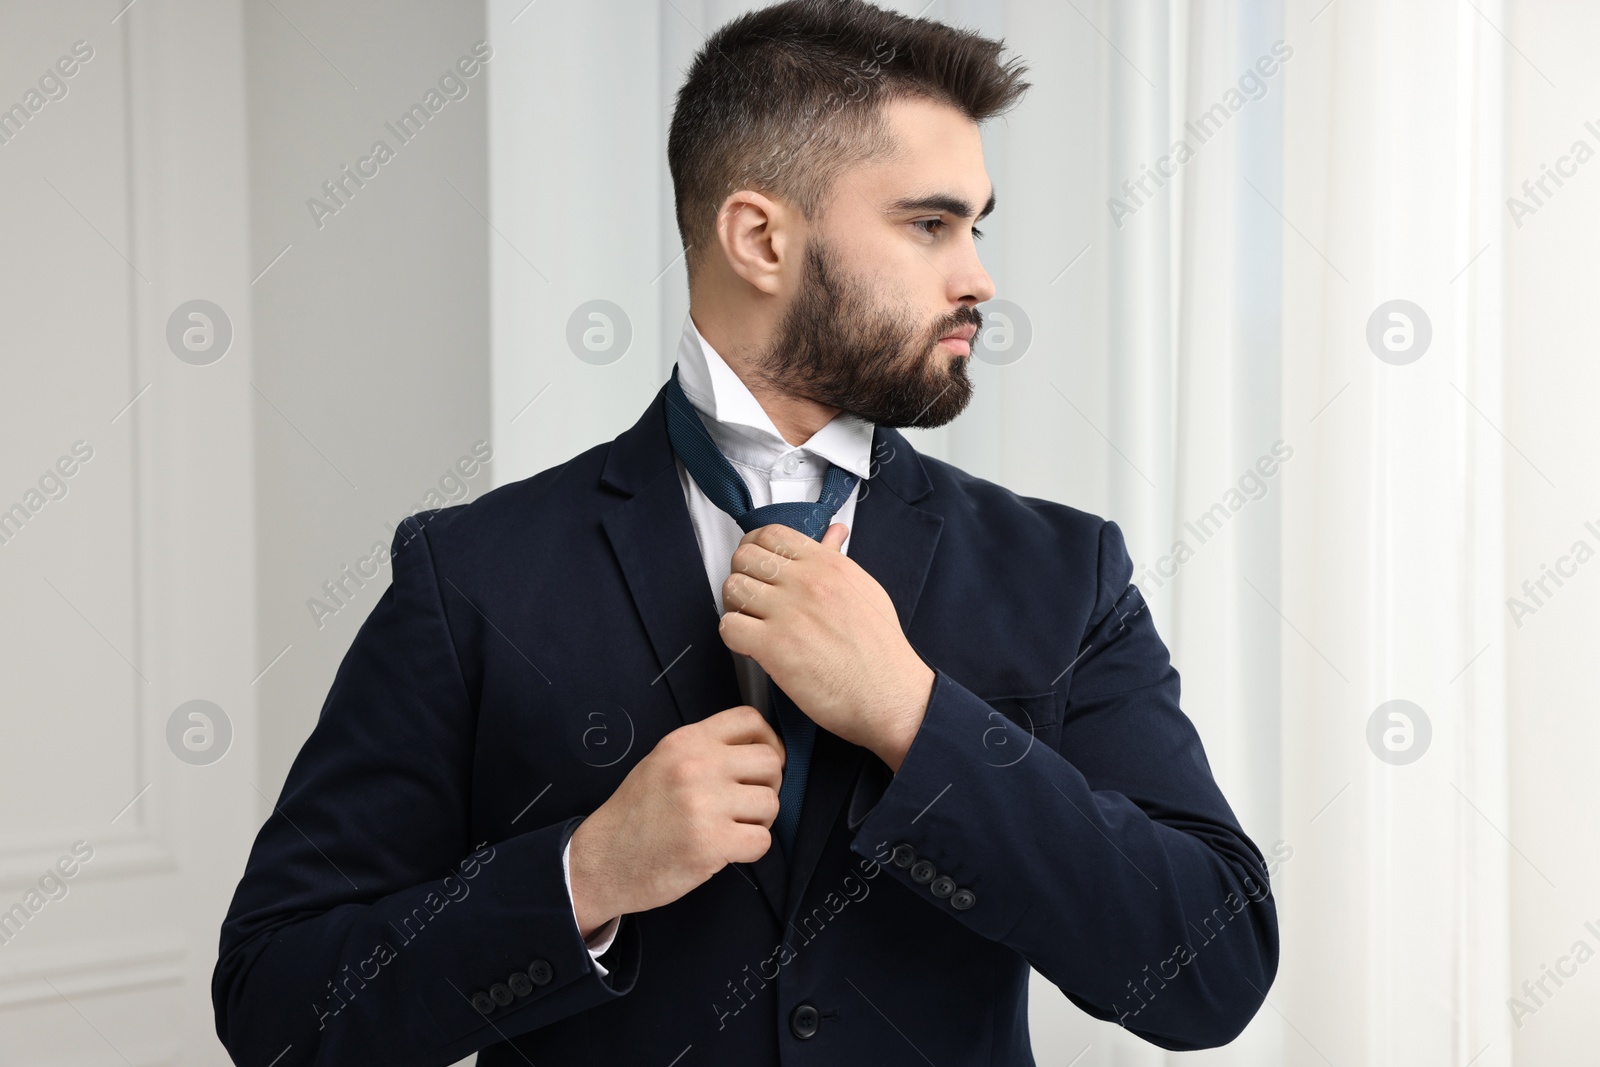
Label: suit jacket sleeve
xmin=211 ymin=512 xmax=640 ymax=1066
xmin=846 ymin=519 xmax=1279 ymax=1051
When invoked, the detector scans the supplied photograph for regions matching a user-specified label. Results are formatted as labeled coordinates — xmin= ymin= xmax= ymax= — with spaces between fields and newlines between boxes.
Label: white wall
xmin=1504 ymin=2 xmax=1600 ymax=1061
xmin=245 ymin=0 xmax=492 ymax=809
xmin=0 ymin=0 xmax=258 ymax=1062
xmin=1 ymin=0 xmax=490 ymax=1063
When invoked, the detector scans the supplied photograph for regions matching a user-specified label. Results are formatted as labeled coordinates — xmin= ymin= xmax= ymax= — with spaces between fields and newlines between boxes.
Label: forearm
xmin=214 ymin=816 xmax=639 ymax=1067
xmin=566 ymin=816 xmax=624 ymax=941
xmin=563 ymin=824 xmax=621 ymax=969
xmin=848 ymin=668 xmax=1278 ymax=1050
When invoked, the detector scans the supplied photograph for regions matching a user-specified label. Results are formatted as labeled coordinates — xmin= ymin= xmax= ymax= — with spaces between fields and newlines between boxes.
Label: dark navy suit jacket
xmin=213 ymin=378 xmax=1279 ymax=1065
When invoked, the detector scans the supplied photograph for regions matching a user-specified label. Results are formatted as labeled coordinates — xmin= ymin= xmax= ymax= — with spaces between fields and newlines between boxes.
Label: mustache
xmin=936 ymin=306 xmax=983 ymax=338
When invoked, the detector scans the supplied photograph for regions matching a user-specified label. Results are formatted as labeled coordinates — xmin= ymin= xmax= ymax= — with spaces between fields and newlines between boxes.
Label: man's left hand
xmin=717 ymin=522 xmax=934 ymax=771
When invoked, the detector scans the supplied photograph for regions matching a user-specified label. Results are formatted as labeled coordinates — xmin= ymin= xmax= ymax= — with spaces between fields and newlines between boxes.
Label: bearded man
xmin=213 ymin=2 xmax=1278 ymax=1063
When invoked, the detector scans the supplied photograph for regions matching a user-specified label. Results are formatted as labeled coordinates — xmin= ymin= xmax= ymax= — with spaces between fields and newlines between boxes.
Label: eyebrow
xmin=885 ymin=187 xmax=996 ymax=222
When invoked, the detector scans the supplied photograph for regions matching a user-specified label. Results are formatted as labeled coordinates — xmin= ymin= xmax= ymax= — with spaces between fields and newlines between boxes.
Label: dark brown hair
xmin=667 ymin=0 xmax=1031 ymax=283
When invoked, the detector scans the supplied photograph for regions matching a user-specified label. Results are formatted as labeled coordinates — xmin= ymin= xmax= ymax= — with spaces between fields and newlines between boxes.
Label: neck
xmin=690 ymin=307 xmax=841 ymax=447
xmin=735 ymin=372 xmax=840 ymax=447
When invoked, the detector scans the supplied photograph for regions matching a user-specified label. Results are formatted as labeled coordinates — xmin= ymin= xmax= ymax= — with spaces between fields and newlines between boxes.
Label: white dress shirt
xmin=561 ymin=311 xmax=876 ymax=976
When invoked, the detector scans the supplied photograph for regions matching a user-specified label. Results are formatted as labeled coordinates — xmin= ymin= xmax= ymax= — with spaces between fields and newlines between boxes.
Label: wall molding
xmin=0 ymin=933 xmax=185 ymax=1010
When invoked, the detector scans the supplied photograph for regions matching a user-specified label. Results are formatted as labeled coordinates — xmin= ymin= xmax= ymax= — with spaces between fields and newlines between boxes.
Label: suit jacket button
xmin=529 ymin=959 xmax=554 ymax=986
xmin=909 ymin=860 xmax=936 ymax=884
xmin=509 ymin=972 xmax=533 ymax=997
xmin=951 ymin=887 xmax=977 ymax=910
xmin=490 ymin=982 xmax=514 ymax=1006
xmin=890 ymin=843 xmax=916 ymax=868
xmin=790 ymin=1002 xmax=820 ymax=1039
xmin=930 ymin=874 xmax=955 ymax=898
xmin=471 ymin=991 xmax=495 ymax=1014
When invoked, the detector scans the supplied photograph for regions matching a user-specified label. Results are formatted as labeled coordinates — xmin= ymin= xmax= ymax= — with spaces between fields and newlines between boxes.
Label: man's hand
xmin=567 ymin=706 xmax=785 ymax=937
xmin=718 ymin=522 xmax=935 ymax=770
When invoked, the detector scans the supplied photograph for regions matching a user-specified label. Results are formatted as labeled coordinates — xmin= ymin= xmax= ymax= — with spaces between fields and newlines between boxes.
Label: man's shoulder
xmin=914 ymin=450 xmax=1132 ymax=618
xmin=386 ymin=438 xmax=617 ymax=560
xmin=914 ymin=449 xmax=1108 ymax=547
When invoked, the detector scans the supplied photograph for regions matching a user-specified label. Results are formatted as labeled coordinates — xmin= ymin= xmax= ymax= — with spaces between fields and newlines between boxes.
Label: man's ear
xmin=716 ymin=189 xmax=795 ymax=296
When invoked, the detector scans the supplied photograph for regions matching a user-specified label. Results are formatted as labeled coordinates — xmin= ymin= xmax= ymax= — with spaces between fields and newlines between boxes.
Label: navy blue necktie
xmin=663 ymin=364 xmax=860 ymax=858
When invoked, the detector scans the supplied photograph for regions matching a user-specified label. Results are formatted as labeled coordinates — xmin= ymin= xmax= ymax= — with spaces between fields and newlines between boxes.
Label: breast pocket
xmin=974 ymin=689 xmax=1061 ymax=766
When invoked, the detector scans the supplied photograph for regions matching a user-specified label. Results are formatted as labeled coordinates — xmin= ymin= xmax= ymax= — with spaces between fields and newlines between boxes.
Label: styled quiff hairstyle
xmin=667 ymin=0 xmax=1030 ymax=283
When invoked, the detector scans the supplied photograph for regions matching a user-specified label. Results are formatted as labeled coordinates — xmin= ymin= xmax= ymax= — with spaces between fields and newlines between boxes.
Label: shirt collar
xmin=673 ymin=311 xmax=875 ymax=480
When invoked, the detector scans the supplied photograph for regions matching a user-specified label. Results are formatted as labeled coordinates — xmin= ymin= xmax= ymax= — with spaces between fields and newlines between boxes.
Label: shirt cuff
xmin=561 ymin=836 xmax=621 ymax=977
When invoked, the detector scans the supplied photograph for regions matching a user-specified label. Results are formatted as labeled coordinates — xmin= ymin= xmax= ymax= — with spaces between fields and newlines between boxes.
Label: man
xmin=213 ymin=1 xmax=1278 ymax=1063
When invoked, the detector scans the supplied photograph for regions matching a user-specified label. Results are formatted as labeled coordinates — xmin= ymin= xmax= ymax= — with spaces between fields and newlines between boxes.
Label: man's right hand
xmin=567 ymin=704 xmax=785 ymax=938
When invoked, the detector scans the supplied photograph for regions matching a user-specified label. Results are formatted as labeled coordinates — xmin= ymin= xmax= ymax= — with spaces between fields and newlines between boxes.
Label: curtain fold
xmin=1276 ymin=2 xmax=1512 ymax=1063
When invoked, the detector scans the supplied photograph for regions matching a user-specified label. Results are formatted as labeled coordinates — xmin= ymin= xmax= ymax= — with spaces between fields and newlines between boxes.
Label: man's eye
xmin=912 ymin=218 xmax=985 ymax=241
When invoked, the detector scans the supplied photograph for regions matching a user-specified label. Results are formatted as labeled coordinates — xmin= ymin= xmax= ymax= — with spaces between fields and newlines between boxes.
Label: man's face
xmin=753 ymin=95 xmax=997 ymax=429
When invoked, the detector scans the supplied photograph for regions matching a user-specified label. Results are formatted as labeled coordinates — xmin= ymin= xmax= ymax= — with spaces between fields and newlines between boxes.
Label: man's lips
xmin=938 ymin=322 xmax=977 ymax=355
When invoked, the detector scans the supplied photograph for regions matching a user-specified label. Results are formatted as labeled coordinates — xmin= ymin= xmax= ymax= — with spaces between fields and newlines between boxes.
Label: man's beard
xmin=749 ymin=237 xmax=979 ymax=429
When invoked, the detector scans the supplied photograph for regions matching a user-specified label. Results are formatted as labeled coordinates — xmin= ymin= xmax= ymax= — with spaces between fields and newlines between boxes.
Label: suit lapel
xmin=600 ymin=440 xmax=742 ymax=735
xmin=599 ymin=384 xmax=943 ymax=928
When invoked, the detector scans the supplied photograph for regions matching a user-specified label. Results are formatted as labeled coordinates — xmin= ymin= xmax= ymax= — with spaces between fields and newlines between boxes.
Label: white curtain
xmin=1068 ymin=1 xmax=1519 ymax=1063
xmin=1275 ymin=1 xmax=1514 ymax=1063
